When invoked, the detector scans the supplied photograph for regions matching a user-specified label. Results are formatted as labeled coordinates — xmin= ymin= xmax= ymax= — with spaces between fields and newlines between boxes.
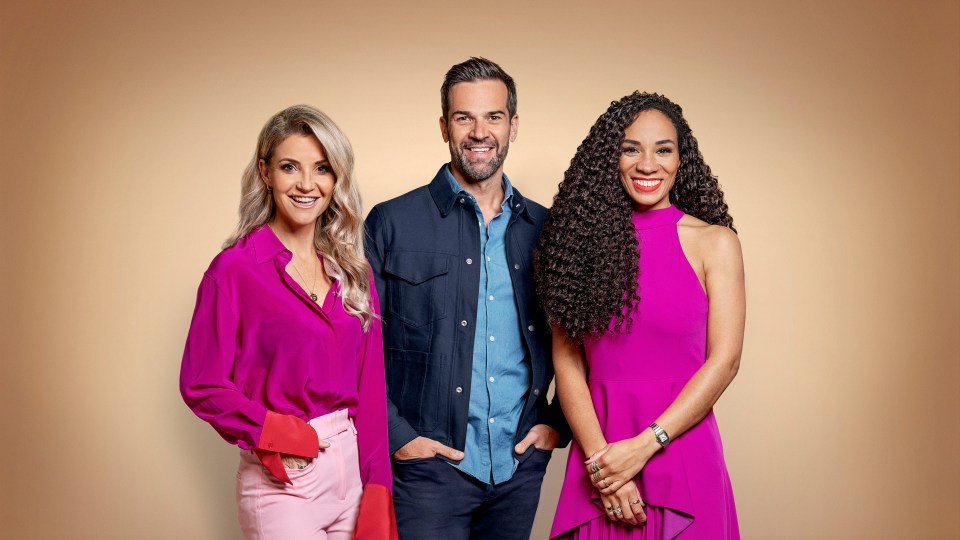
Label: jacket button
xmin=461 ymin=320 xmax=468 ymax=327
xmin=514 ymin=264 xmax=520 ymax=270
xmin=466 ymin=258 xmax=473 ymax=264
xmin=459 ymin=197 xmax=465 ymax=204
xmin=528 ymin=325 xmax=535 ymax=332
xmin=533 ymin=388 xmax=540 ymax=396
xmin=456 ymin=387 xmax=463 ymax=393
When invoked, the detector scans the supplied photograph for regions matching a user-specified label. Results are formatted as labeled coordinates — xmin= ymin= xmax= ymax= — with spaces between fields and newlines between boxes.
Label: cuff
xmin=352 ymin=484 xmax=398 ymax=540
xmin=255 ymin=411 xmax=320 ymax=485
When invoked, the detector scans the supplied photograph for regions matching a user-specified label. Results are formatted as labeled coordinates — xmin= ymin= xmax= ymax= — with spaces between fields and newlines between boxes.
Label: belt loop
xmin=349 ymin=416 xmax=357 ymax=435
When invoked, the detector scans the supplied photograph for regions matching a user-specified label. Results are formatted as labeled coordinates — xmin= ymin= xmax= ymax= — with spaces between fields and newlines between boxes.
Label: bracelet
xmin=650 ymin=422 xmax=670 ymax=448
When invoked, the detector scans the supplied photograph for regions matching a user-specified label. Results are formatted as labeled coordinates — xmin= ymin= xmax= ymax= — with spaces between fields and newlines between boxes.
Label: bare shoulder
xmin=678 ymin=215 xmax=741 ymax=266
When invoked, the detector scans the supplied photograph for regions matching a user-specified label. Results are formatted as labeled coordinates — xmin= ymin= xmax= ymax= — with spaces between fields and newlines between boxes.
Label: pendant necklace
xmin=291 ymin=257 xmax=319 ymax=302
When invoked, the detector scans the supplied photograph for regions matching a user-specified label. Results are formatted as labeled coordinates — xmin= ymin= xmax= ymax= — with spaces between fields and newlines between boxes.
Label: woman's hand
xmin=280 ymin=439 xmax=330 ymax=469
xmin=599 ymin=480 xmax=646 ymax=526
xmin=586 ymin=434 xmax=659 ymax=495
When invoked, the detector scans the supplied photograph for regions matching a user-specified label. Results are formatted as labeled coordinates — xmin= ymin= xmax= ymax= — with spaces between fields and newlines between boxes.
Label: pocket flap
xmin=384 ymin=252 xmax=449 ymax=285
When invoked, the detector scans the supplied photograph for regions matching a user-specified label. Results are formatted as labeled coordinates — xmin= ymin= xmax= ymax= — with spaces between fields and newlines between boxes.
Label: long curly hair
xmin=535 ymin=92 xmax=734 ymax=343
xmin=224 ymin=104 xmax=376 ymax=330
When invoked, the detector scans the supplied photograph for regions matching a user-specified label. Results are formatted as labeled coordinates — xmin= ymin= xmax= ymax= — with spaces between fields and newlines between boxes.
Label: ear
xmin=509 ymin=114 xmax=519 ymax=142
xmin=439 ymin=115 xmax=449 ymax=143
xmin=258 ymin=158 xmax=271 ymax=188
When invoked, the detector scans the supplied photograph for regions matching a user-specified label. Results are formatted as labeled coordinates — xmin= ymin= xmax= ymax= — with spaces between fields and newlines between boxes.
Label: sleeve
xmin=354 ymin=276 xmax=393 ymax=489
xmin=364 ymin=207 xmax=421 ymax=454
xmin=179 ymin=272 xmax=319 ymax=484
xmin=542 ymin=392 xmax=573 ymax=448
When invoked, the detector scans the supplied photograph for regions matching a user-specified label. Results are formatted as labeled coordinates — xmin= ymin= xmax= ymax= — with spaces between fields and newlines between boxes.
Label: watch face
xmin=657 ymin=432 xmax=668 ymax=444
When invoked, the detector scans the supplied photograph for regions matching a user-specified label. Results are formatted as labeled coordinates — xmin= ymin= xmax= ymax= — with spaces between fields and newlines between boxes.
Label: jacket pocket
xmin=386 ymin=348 xmax=448 ymax=433
xmin=384 ymin=251 xmax=449 ymax=327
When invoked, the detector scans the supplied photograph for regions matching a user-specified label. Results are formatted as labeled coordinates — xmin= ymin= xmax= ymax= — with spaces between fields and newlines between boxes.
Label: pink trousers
xmin=236 ymin=409 xmax=363 ymax=540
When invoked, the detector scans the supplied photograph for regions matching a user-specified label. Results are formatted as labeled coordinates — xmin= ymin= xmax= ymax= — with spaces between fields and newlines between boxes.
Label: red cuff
xmin=253 ymin=449 xmax=291 ymax=484
xmin=254 ymin=411 xmax=320 ymax=485
xmin=353 ymin=484 xmax=398 ymax=540
xmin=257 ymin=411 xmax=320 ymax=458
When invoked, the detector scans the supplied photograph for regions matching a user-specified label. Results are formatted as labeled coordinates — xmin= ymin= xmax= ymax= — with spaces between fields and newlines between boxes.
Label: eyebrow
xmin=276 ymin=157 xmax=331 ymax=165
xmin=451 ymin=109 xmax=507 ymax=117
xmin=622 ymin=138 xmax=676 ymax=145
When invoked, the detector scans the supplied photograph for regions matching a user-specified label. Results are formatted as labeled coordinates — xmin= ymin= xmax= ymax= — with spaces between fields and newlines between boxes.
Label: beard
xmin=449 ymin=137 xmax=510 ymax=183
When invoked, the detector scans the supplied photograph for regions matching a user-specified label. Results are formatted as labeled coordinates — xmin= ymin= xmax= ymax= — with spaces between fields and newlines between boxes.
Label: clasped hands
xmin=585 ymin=436 xmax=656 ymax=526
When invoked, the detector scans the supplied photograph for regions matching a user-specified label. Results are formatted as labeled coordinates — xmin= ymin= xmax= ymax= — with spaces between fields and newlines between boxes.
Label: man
xmin=364 ymin=57 xmax=569 ymax=539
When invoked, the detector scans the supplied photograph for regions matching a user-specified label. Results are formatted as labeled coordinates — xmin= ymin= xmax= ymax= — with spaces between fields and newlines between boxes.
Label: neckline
xmin=632 ymin=204 xmax=683 ymax=230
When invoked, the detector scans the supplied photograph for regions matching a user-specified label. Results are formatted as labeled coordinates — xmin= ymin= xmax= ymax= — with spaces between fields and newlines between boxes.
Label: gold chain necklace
xmin=291 ymin=257 xmax=319 ymax=302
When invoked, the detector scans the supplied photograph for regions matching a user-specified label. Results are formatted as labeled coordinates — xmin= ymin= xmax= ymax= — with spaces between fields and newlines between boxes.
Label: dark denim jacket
xmin=364 ymin=166 xmax=569 ymax=458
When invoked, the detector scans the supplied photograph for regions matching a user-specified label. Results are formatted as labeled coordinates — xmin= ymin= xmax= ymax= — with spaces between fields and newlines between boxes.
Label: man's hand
xmin=392 ymin=436 xmax=464 ymax=462
xmin=514 ymin=424 xmax=560 ymax=455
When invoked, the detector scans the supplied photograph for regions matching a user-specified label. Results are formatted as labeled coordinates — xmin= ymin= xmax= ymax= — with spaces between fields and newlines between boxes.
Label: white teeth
xmin=292 ymin=196 xmax=317 ymax=203
xmin=635 ymin=179 xmax=661 ymax=187
xmin=469 ymin=147 xmax=491 ymax=153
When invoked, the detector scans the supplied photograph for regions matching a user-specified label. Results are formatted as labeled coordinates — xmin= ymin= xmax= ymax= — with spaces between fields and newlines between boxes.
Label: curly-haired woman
xmin=539 ymin=93 xmax=744 ymax=539
xmin=180 ymin=105 xmax=396 ymax=539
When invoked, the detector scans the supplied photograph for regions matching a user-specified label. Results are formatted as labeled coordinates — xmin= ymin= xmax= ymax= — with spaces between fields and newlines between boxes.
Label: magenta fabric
xmin=550 ymin=205 xmax=739 ymax=539
xmin=237 ymin=409 xmax=362 ymax=540
xmin=180 ymin=224 xmax=392 ymax=490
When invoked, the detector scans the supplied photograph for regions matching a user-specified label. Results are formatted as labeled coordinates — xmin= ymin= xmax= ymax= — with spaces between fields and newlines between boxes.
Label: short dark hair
xmin=441 ymin=57 xmax=517 ymax=119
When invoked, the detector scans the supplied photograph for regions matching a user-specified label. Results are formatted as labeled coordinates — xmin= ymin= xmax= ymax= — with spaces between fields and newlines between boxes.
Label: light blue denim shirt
xmin=445 ymin=167 xmax=529 ymax=485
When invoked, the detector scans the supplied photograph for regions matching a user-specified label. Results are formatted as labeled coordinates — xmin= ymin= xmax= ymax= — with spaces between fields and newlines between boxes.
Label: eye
xmin=656 ymin=147 xmax=674 ymax=155
xmin=489 ymin=114 xmax=502 ymax=121
xmin=316 ymin=164 xmax=332 ymax=174
xmin=280 ymin=163 xmax=297 ymax=172
xmin=455 ymin=115 xmax=471 ymax=123
xmin=621 ymin=146 xmax=640 ymax=155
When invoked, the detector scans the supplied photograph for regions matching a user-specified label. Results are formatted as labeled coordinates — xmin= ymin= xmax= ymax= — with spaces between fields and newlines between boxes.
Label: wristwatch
xmin=650 ymin=422 xmax=670 ymax=448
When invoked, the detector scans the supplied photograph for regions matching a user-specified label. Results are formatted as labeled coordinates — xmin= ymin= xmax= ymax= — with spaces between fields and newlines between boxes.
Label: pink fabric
xmin=550 ymin=206 xmax=739 ymax=539
xmin=180 ymin=225 xmax=391 ymax=489
xmin=237 ymin=409 xmax=363 ymax=540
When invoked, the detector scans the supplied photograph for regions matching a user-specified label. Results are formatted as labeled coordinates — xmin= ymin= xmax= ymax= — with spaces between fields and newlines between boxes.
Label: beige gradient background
xmin=1 ymin=0 xmax=958 ymax=538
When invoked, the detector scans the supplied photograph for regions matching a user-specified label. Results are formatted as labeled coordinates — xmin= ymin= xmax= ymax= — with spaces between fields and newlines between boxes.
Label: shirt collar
xmin=250 ymin=224 xmax=288 ymax=264
xmin=429 ymin=164 xmax=522 ymax=216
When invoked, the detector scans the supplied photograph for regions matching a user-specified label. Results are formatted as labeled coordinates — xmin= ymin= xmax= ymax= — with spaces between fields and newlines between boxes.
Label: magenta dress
xmin=550 ymin=205 xmax=739 ymax=539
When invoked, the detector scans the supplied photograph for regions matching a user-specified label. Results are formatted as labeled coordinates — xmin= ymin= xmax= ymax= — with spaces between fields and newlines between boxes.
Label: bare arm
xmin=552 ymin=327 xmax=606 ymax=457
xmin=591 ymin=226 xmax=746 ymax=495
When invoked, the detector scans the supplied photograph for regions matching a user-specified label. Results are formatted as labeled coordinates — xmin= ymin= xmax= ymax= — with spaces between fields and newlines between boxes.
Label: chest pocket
xmin=384 ymin=251 xmax=449 ymax=327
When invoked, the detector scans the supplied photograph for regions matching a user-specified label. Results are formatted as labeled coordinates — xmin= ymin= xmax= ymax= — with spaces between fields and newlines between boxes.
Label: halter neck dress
xmin=551 ymin=205 xmax=739 ymax=539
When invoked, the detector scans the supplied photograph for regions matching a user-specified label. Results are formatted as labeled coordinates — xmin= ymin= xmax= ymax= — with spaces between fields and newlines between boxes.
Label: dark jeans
xmin=392 ymin=449 xmax=553 ymax=540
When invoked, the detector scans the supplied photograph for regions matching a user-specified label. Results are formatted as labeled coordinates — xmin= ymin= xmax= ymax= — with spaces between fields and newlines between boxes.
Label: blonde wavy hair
xmin=224 ymin=104 xmax=375 ymax=329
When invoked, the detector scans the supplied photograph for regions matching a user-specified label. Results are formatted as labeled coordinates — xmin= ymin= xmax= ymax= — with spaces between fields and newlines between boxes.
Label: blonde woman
xmin=180 ymin=105 xmax=396 ymax=539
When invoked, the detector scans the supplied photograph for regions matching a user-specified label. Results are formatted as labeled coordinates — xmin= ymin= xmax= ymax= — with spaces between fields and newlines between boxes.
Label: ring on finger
xmin=605 ymin=505 xmax=614 ymax=513
xmin=591 ymin=471 xmax=602 ymax=483
xmin=601 ymin=478 xmax=609 ymax=488
xmin=590 ymin=461 xmax=601 ymax=473
xmin=630 ymin=498 xmax=641 ymax=506
xmin=613 ymin=506 xmax=623 ymax=517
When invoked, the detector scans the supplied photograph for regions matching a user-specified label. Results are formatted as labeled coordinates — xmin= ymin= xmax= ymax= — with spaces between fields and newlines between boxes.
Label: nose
xmin=635 ymin=151 xmax=658 ymax=174
xmin=469 ymin=120 xmax=489 ymax=140
xmin=295 ymin=170 xmax=313 ymax=192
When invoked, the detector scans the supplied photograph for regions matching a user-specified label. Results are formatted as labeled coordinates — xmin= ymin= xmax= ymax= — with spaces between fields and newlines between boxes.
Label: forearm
xmin=557 ymin=372 xmax=607 ymax=457
xmin=645 ymin=354 xmax=739 ymax=444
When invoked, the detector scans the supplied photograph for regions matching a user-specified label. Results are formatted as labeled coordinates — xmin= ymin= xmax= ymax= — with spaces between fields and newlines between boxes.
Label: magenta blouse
xmin=180 ymin=224 xmax=391 ymax=489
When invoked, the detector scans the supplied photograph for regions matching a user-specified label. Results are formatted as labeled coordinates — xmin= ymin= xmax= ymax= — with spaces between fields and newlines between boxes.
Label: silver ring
xmin=601 ymin=478 xmax=609 ymax=488
xmin=630 ymin=498 xmax=641 ymax=506
xmin=613 ymin=506 xmax=623 ymax=517
xmin=590 ymin=461 xmax=600 ymax=473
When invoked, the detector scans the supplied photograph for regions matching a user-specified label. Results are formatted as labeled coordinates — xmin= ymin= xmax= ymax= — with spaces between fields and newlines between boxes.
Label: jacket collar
xmin=428 ymin=164 xmax=530 ymax=220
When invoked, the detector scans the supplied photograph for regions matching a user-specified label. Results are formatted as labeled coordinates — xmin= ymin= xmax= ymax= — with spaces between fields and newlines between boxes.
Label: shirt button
xmin=514 ymin=264 xmax=520 ymax=270
xmin=533 ymin=388 xmax=540 ymax=396
xmin=489 ymin=376 xmax=495 ymax=383
xmin=528 ymin=325 xmax=535 ymax=332
xmin=486 ymin=256 xmax=491 ymax=261
xmin=456 ymin=386 xmax=463 ymax=393
xmin=466 ymin=258 xmax=473 ymax=265
xmin=488 ymin=295 xmax=494 ymax=301
xmin=459 ymin=197 xmax=465 ymax=204
xmin=515 ymin=203 xmax=520 ymax=208
xmin=461 ymin=320 xmax=468 ymax=327
xmin=489 ymin=418 xmax=495 ymax=424
xmin=489 ymin=335 xmax=495 ymax=342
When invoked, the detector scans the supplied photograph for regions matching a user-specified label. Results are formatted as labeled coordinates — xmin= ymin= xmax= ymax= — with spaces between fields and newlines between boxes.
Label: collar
xmin=250 ymin=224 xmax=288 ymax=264
xmin=428 ymin=164 xmax=529 ymax=218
